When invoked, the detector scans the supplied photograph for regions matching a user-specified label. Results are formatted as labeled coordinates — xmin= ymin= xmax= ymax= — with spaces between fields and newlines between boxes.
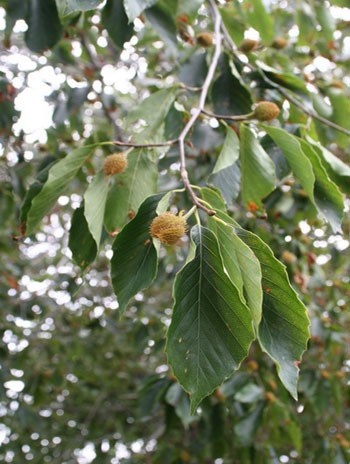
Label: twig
xmin=80 ymin=35 xmax=123 ymax=140
xmin=201 ymin=109 xmax=253 ymax=121
xmin=112 ymin=139 xmax=177 ymax=148
xmin=214 ymin=3 xmax=350 ymax=137
xmin=175 ymin=0 xmax=222 ymax=216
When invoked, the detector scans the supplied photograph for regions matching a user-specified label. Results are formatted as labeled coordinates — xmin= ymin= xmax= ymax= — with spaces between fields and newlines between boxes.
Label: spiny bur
xmin=253 ymin=101 xmax=280 ymax=121
xmin=196 ymin=32 xmax=213 ymax=47
xmin=239 ymin=38 xmax=258 ymax=53
xmin=271 ymin=37 xmax=288 ymax=50
xmin=103 ymin=152 xmax=128 ymax=176
xmin=150 ymin=212 xmax=187 ymax=246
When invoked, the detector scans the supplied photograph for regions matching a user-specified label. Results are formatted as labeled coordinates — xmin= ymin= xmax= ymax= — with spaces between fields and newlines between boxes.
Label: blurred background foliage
xmin=0 ymin=0 xmax=349 ymax=463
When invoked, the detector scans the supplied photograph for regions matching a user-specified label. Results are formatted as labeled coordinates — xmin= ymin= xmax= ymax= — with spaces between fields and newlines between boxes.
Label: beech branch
xmin=215 ymin=3 xmax=350 ymax=138
xmin=107 ymin=0 xmax=222 ymax=216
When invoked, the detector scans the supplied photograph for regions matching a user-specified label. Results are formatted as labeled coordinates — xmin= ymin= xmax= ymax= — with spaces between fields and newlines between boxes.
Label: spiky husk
xmin=103 ymin=153 xmax=128 ymax=176
xmin=196 ymin=32 xmax=213 ymax=47
xmin=150 ymin=212 xmax=187 ymax=245
xmin=253 ymin=101 xmax=280 ymax=121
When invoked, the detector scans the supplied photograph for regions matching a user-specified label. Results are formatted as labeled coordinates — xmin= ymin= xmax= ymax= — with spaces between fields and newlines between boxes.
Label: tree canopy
xmin=0 ymin=0 xmax=349 ymax=463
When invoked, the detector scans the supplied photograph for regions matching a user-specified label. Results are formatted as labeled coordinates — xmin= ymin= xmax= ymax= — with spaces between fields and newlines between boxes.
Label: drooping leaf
xmin=220 ymin=3 xmax=245 ymax=46
xmin=306 ymin=137 xmax=350 ymax=194
xmin=111 ymin=193 xmax=163 ymax=313
xmin=123 ymin=0 xmax=158 ymax=22
xmin=200 ymin=198 xmax=263 ymax=328
xmin=104 ymin=148 xmax=158 ymax=233
xmin=208 ymin=127 xmax=241 ymax=204
xmin=20 ymin=160 xmax=55 ymax=227
xmin=263 ymin=126 xmax=316 ymax=200
xmin=165 ymin=383 xmax=194 ymax=429
xmin=102 ymin=0 xmax=133 ymax=48
xmin=145 ymin=2 xmax=177 ymax=52
xmin=327 ymin=88 xmax=350 ymax=149
xmin=240 ymin=125 xmax=276 ymax=208
xmin=166 ymin=225 xmax=255 ymax=413
xmin=63 ymin=0 xmax=103 ymax=15
xmin=235 ymin=227 xmax=310 ymax=399
xmin=26 ymin=146 xmax=94 ymax=234
xmin=25 ymin=0 xmax=62 ymax=52
xmin=126 ymin=87 xmax=177 ymax=142
xmin=83 ymin=171 xmax=110 ymax=247
xmin=179 ymin=52 xmax=208 ymax=88
xmin=5 ymin=0 xmax=28 ymax=40
xmin=69 ymin=205 xmax=97 ymax=269
xmin=233 ymin=402 xmax=265 ymax=446
xmin=244 ymin=0 xmax=274 ymax=44
xmin=212 ymin=54 xmax=253 ymax=116
xmin=298 ymin=138 xmax=344 ymax=234
xmin=264 ymin=126 xmax=344 ymax=232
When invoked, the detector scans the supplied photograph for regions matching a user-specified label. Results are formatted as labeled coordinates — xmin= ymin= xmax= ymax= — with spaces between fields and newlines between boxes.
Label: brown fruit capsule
xmin=239 ymin=38 xmax=258 ymax=53
xmin=103 ymin=153 xmax=128 ymax=176
xmin=196 ymin=32 xmax=213 ymax=47
xmin=253 ymin=101 xmax=280 ymax=121
xmin=150 ymin=212 xmax=187 ymax=245
xmin=271 ymin=37 xmax=288 ymax=50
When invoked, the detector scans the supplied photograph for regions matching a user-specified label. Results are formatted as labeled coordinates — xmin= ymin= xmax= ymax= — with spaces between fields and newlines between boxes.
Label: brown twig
xmin=107 ymin=0 xmax=221 ymax=216
xmin=112 ymin=140 xmax=177 ymax=148
xmin=201 ymin=109 xmax=253 ymax=121
xmin=216 ymin=3 xmax=350 ymax=137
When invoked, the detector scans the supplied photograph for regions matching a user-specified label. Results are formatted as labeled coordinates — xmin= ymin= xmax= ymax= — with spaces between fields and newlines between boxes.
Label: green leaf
xmin=206 ymin=216 xmax=262 ymax=328
xmin=263 ymin=126 xmax=344 ymax=232
xmin=126 ymin=87 xmax=177 ymax=142
xmin=263 ymin=126 xmax=316 ymax=201
xmin=20 ymin=160 xmax=54 ymax=227
xmin=26 ymin=146 xmax=94 ymax=234
xmin=111 ymin=193 xmax=163 ymax=313
xmin=327 ymin=88 xmax=350 ymax=149
xmin=123 ymin=0 xmax=158 ymax=22
xmin=179 ymin=52 xmax=208 ymax=88
xmin=5 ymin=0 xmax=28 ymax=39
xmin=315 ymin=2 xmax=335 ymax=42
xmin=298 ymin=139 xmax=344 ymax=234
xmin=63 ymin=0 xmax=103 ymax=15
xmin=177 ymin=0 xmax=203 ymax=18
xmin=306 ymin=137 xmax=350 ymax=195
xmin=201 ymin=188 xmax=262 ymax=328
xmin=25 ymin=0 xmax=62 ymax=52
xmin=83 ymin=171 xmax=110 ymax=247
xmin=69 ymin=205 xmax=97 ymax=269
xmin=233 ymin=402 xmax=265 ymax=446
xmin=208 ymin=127 xmax=241 ymax=204
xmin=104 ymin=148 xmax=158 ymax=233
xmin=166 ymin=225 xmax=255 ymax=413
xmin=102 ymin=0 xmax=133 ymax=48
xmin=234 ymin=383 xmax=264 ymax=403
xmin=240 ymin=125 xmax=276 ymax=208
xmin=235 ymin=228 xmax=310 ymax=399
xmin=220 ymin=3 xmax=245 ymax=46
xmin=145 ymin=2 xmax=177 ymax=52
xmin=244 ymin=0 xmax=274 ymax=44
xmin=165 ymin=383 xmax=194 ymax=429
xmin=212 ymin=54 xmax=253 ymax=116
